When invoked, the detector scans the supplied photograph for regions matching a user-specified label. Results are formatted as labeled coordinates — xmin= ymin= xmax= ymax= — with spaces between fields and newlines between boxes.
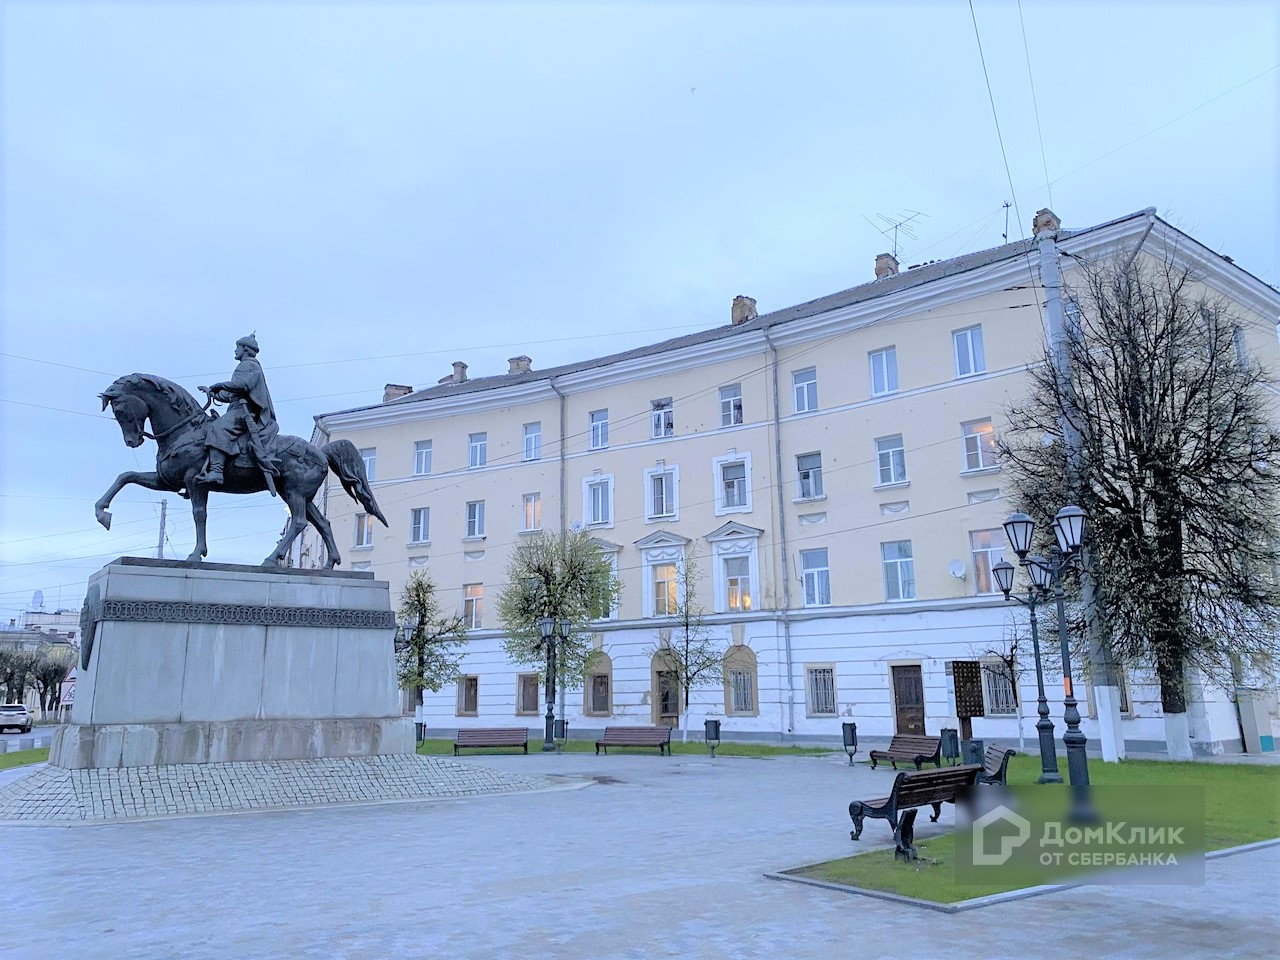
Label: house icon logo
xmin=972 ymin=805 xmax=1032 ymax=866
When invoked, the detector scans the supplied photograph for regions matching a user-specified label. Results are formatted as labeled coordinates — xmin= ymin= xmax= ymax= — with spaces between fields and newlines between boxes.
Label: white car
xmin=0 ymin=703 xmax=32 ymax=734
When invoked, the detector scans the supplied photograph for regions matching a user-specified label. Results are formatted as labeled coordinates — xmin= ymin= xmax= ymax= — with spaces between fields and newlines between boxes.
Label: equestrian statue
xmin=95 ymin=335 xmax=387 ymax=567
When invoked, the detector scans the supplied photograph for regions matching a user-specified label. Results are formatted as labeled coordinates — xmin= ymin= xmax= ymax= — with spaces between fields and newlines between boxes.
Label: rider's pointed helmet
xmin=235 ymin=333 xmax=260 ymax=355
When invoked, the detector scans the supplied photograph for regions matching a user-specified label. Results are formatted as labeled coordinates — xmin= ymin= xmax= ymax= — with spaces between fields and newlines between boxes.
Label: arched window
xmin=722 ymin=644 xmax=758 ymax=717
xmin=650 ymin=647 xmax=681 ymax=726
xmin=584 ymin=650 xmax=613 ymax=717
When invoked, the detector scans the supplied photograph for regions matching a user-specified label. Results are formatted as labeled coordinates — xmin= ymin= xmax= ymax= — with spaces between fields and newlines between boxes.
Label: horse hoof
xmin=184 ymin=552 xmax=202 ymax=565
xmin=97 ymin=510 xmax=112 ymax=530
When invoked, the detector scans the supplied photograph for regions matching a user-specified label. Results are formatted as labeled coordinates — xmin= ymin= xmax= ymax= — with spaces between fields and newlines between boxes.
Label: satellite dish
xmin=569 ymin=520 xmax=584 ymax=533
xmin=947 ymin=560 xmax=966 ymax=580
xmin=32 ymin=589 xmax=44 ymax=611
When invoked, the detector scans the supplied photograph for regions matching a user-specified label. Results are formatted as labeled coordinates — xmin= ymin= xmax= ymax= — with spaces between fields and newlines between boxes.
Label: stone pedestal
xmin=50 ymin=557 xmax=414 ymax=769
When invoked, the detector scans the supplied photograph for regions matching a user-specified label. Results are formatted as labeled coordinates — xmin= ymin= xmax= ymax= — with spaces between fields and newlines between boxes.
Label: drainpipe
xmin=764 ymin=328 xmax=797 ymax=735
xmin=549 ymin=379 xmax=567 ymax=537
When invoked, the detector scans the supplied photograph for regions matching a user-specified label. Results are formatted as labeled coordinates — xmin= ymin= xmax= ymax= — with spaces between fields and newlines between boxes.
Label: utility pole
xmin=1033 ymin=208 xmax=1125 ymax=763
xmin=155 ymin=500 xmax=167 ymax=560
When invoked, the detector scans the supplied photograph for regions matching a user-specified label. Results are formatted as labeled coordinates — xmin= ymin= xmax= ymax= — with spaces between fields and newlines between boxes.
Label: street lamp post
xmin=1000 ymin=506 xmax=1092 ymax=803
xmin=992 ymin=558 xmax=1061 ymax=784
xmin=536 ymin=615 xmax=572 ymax=753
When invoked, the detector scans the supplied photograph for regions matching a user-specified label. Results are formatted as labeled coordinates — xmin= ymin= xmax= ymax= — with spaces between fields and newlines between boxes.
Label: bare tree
xmin=973 ymin=618 xmax=1027 ymax=751
xmin=396 ymin=571 xmax=468 ymax=727
xmin=1001 ymin=255 xmax=1280 ymax=757
xmin=0 ymin=649 xmax=39 ymax=706
xmin=643 ymin=552 xmax=723 ymax=741
xmin=32 ymin=648 xmax=75 ymax=714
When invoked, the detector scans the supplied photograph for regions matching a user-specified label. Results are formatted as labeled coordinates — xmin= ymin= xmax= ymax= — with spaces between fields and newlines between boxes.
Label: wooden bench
xmin=848 ymin=764 xmax=981 ymax=860
xmin=868 ymin=734 xmax=942 ymax=771
xmin=595 ymin=725 xmax=672 ymax=755
xmin=975 ymin=745 xmax=1016 ymax=785
xmin=453 ymin=728 xmax=529 ymax=755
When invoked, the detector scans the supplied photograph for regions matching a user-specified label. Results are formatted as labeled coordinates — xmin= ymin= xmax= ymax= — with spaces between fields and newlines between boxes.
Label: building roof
xmin=315 ymin=208 xmax=1270 ymax=421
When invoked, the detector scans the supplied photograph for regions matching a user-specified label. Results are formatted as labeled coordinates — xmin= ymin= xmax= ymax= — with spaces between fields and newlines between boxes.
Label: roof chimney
xmin=508 ymin=355 xmax=532 ymax=375
xmin=731 ymin=296 xmax=758 ymax=326
xmin=382 ymin=383 xmax=413 ymax=402
xmin=1032 ymin=208 xmax=1061 ymax=237
xmin=875 ymin=253 xmax=900 ymax=279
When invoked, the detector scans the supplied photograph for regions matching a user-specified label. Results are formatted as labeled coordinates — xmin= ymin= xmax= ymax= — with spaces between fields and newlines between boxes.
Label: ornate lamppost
xmin=536 ymin=615 xmax=571 ymax=753
xmin=1000 ymin=506 xmax=1092 ymax=801
xmin=992 ymin=557 xmax=1061 ymax=784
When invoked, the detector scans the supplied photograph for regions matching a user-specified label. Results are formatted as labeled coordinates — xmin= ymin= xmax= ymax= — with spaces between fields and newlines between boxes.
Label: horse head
xmin=100 ymin=374 xmax=204 ymax=449
xmin=100 ymin=381 xmax=150 ymax=448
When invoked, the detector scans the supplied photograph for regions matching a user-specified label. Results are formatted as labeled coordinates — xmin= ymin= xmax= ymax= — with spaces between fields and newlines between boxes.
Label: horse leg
xmin=265 ymin=491 xmax=309 ymax=567
xmin=305 ymin=500 xmax=341 ymax=569
xmin=186 ymin=485 xmax=210 ymax=564
xmin=96 ymin=471 xmax=169 ymax=530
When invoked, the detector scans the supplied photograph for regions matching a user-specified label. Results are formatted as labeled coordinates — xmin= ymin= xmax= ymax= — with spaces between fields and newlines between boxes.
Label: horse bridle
xmin=141 ymin=396 xmax=213 ymax=442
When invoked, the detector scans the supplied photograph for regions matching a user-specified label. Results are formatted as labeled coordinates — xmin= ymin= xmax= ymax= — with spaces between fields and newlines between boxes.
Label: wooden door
xmin=656 ymin=670 xmax=680 ymax=727
xmin=892 ymin=665 xmax=925 ymax=735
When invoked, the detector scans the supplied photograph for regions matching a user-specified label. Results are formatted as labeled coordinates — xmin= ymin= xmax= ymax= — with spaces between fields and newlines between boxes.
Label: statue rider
xmin=196 ymin=334 xmax=281 ymax=490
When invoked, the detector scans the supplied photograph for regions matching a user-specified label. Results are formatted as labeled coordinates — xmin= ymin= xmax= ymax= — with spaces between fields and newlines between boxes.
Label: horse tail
xmin=323 ymin=439 xmax=388 ymax=527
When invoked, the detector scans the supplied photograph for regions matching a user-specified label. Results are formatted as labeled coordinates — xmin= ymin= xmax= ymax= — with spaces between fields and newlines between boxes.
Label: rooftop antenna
xmin=1002 ymin=201 xmax=1012 ymax=242
xmin=862 ymin=210 xmax=928 ymax=260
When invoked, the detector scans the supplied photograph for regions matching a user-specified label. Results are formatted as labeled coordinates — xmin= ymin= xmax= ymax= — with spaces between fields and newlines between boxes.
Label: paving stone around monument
xmin=0 ymin=754 xmax=556 ymax=823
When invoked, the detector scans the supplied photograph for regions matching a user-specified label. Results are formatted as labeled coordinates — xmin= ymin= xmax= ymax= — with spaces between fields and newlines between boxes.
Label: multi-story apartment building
xmin=310 ymin=208 xmax=1280 ymax=754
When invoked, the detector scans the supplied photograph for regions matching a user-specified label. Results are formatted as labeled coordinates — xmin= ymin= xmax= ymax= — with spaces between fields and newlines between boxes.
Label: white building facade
xmin=310 ymin=209 xmax=1280 ymax=755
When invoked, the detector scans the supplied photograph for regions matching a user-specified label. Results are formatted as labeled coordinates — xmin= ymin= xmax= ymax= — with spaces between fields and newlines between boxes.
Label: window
xmin=354 ymin=513 xmax=373 ymax=548
xmin=876 ymin=435 xmax=907 ymax=485
xmin=982 ymin=662 xmax=1018 ymax=715
xmin=724 ymin=645 xmax=758 ymax=716
xmin=953 ymin=325 xmax=986 ymax=377
xmin=800 ymin=548 xmax=831 ymax=607
xmin=462 ymin=583 xmax=483 ymax=628
xmin=360 ymin=448 xmax=376 ymax=481
xmin=963 ymin=419 xmax=997 ymax=471
xmin=465 ymin=500 xmax=485 ymax=538
xmin=881 ymin=540 xmax=916 ymax=601
xmin=797 ymin=452 xmax=823 ymax=499
xmin=590 ymin=552 xmax=619 ymax=620
xmin=468 ymin=432 xmax=487 ymax=468
xmin=713 ymin=452 xmax=752 ymax=514
xmin=522 ymin=493 xmax=541 ymax=532
xmin=970 ymin=530 xmax=1004 ymax=594
xmin=869 ymin=346 xmax=898 ymax=396
xmin=646 ymin=466 xmax=677 ymax=520
xmin=589 ymin=409 xmax=609 ymax=449
xmin=806 ymin=665 xmax=837 ymax=716
xmin=721 ymin=461 xmax=747 ymax=508
xmin=652 ymin=562 xmax=678 ymax=616
xmin=793 ymin=367 xmax=818 ymax=413
xmin=457 ymin=676 xmax=479 ymax=716
xmin=729 ymin=669 xmax=753 ymax=712
xmin=720 ymin=384 xmax=743 ymax=427
xmin=413 ymin=440 xmax=432 ymax=476
xmin=587 ymin=671 xmax=611 ymax=715
xmin=517 ymin=674 xmax=540 ymax=715
xmin=651 ymin=399 xmax=674 ymax=438
xmin=586 ymin=476 xmax=612 ymax=526
xmin=1233 ymin=325 xmax=1248 ymax=365
xmin=523 ymin=423 xmax=541 ymax=461
xmin=724 ymin=556 xmax=752 ymax=611
xmin=410 ymin=507 xmax=430 ymax=544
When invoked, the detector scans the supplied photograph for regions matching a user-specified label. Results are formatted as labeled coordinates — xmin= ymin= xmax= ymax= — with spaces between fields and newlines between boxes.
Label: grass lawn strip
xmin=787 ymin=754 xmax=1280 ymax=905
xmin=417 ymin=738 xmax=834 ymax=757
xmin=0 ymin=747 xmax=49 ymax=771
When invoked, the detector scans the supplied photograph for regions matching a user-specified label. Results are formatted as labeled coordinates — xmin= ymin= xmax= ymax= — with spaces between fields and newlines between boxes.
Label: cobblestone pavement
xmin=0 ymin=752 xmax=1274 ymax=959
xmin=0 ymin=755 xmax=554 ymax=822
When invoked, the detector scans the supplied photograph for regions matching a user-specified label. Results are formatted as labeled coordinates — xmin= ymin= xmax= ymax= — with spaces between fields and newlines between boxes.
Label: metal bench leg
xmin=870 ymin=757 xmax=878 ymax=770
xmin=848 ymin=801 xmax=866 ymax=841
xmin=929 ymin=802 xmax=943 ymax=823
xmin=894 ymin=809 xmax=919 ymax=862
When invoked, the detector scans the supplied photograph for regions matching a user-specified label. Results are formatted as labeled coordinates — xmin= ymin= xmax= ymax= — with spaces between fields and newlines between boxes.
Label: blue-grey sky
xmin=2 ymin=1 xmax=1277 ymax=622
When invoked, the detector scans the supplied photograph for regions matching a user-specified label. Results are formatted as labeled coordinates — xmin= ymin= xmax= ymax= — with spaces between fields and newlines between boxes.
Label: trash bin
xmin=940 ymin=728 xmax=960 ymax=766
xmin=842 ymin=721 xmax=859 ymax=764
xmin=705 ymin=719 xmax=721 ymax=757
xmin=961 ymin=738 xmax=985 ymax=766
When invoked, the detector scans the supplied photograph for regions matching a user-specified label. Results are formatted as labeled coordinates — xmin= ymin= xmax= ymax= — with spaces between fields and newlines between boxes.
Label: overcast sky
xmin=2 ymin=1 xmax=1277 ymax=623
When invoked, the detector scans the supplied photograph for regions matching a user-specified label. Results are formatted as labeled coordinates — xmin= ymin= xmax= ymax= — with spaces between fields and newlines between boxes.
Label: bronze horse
xmin=96 ymin=373 xmax=386 ymax=566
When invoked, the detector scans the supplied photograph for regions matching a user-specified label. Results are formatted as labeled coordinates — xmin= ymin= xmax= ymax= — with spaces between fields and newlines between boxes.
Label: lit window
xmin=953 ymin=325 xmax=986 ymax=377
xmin=793 ymin=368 xmax=818 ymax=413
xmin=523 ymin=423 xmax=541 ymax=461
xmin=652 ymin=563 xmax=678 ymax=616
xmin=468 ymin=432 xmax=487 ymax=468
xmin=651 ymin=399 xmax=674 ymax=438
xmin=876 ymin=435 xmax=907 ymax=485
xmin=462 ymin=583 xmax=483 ymax=629
xmin=869 ymin=346 xmax=898 ymax=396
xmin=410 ymin=507 xmax=430 ymax=544
xmin=724 ymin=556 xmax=752 ymax=611
xmin=881 ymin=540 xmax=915 ymax=601
xmin=360 ymin=448 xmax=376 ymax=481
xmin=465 ymin=500 xmax=485 ymax=538
xmin=970 ymin=529 xmax=1004 ymax=594
xmin=720 ymin=384 xmax=744 ymax=427
xmin=522 ymin=493 xmax=541 ymax=532
xmin=963 ymin=419 xmax=997 ymax=471
xmin=797 ymin=452 xmax=823 ymax=499
xmin=413 ymin=440 xmax=432 ymax=476
xmin=589 ymin=410 xmax=609 ymax=449
xmin=800 ymin=548 xmax=831 ymax=607
xmin=354 ymin=513 xmax=373 ymax=548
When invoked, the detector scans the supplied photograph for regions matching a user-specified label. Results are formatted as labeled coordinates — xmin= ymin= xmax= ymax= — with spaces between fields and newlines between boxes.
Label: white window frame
xmin=644 ymin=463 xmax=680 ymax=522
xmin=638 ymin=536 xmax=688 ymax=620
xmin=723 ymin=556 xmax=752 ymax=612
xmin=410 ymin=507 xmax=430 ymax=544
xmin=719 ymin=384 xmax=743 ymax=427
xmin=796 ymin=452 xmax=824 ymax=500
xmin=875 ymin=435 xmax=907 ymax=486
xmin=970 ymin=529 xmax=1004 ymax=595
xmin=582 ymin=474 xmax=614 ymax=528
xmin=805 ymin=664 xmax=838 ymax=717
xmin=360 ymin=448 xmax=377 ymax=482
xmin=881 ymin=540 xmax=916 ymax=601
xmin=523 ymin=422 xmax=541 ymax=462
xmin=468 ymin=432 xmax=487 ymax=469
xmin=869 ymin=346 xmax=898 ymax=396
xmin=981 ymin=661 xmax=1018 ymax=716
xmin=591 ymin=549 xmax=620 ymax=621
xmin=354 ymin=513 xmax=373 ymax=548
xmin=462 ymin=583 xmax=483 ymax=629
xmin=589 ymin=409 xmax=609 ymax=449
xmin=709 ymin=524 xmax=762 ymax=615
xmin=465 ymin=500 xmax=486 ymax=539
xmin=522 ymin=493 xmax=542 ymax=532
xmin=800 ymin=548 xmax=831 ymax=607
xmin=712 ymin=451 xmax=753 ymax=516
xmin=650 ymin=399 xmax=674 ymax=439
xmin=651 ymin=562 xmax=679 ymax=617
xmin=413 ymin=440 xmax=432 ymax=476
xmin=953 ymin=324 xmax=986 ymax=377
xmin=792 ymin=367 xmax=818 ymax=414
xmin=962 ymin=419 xmax=997 ymax=472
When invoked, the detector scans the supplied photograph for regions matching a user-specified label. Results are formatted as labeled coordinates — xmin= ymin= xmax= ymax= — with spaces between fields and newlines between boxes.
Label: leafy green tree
xmin=396 ymin=571 xmax=468 ymax=709
xmin=644 ymin=551 xmax=723 ymax=741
